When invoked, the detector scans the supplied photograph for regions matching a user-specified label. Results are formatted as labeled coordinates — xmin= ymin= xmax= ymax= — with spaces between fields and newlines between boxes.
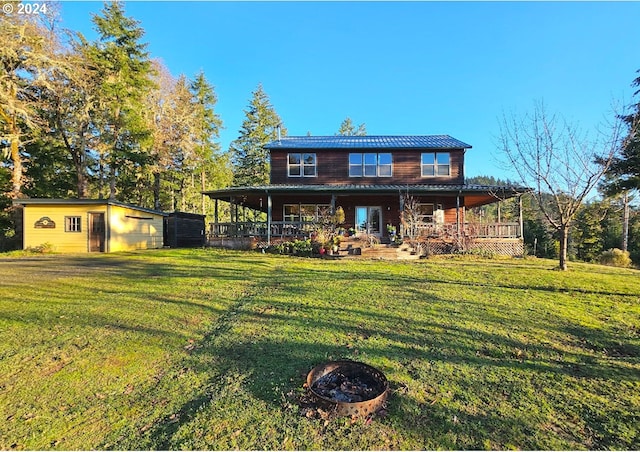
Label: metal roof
xmin=12 ymin=198 xmax=167 ymax=216
xmin=264 ymin=135 xmax=472 ymax=150
xmin=203 ymin=184 xmax=528 ymax=197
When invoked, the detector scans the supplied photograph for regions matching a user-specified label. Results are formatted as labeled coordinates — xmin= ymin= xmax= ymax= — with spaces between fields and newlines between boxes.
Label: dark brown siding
xmin=270 ymin=148 xmax=465 ymax=185
xmin=270 ymin=193 xmax=467 ymax=234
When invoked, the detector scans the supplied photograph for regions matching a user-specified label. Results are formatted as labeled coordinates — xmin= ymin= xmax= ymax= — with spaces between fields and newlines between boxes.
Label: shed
xmin=12 ymin=199 xmax=166 ymax=253
xmin=164 ymin=212 xmax=206 ymax=248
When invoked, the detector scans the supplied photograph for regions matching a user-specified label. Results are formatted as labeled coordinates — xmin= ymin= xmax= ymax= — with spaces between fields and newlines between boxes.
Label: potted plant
xmin=386 ymin=224 xmax=397 ymax=240
xmin=332 ymin=235 xmax=341 ymax=254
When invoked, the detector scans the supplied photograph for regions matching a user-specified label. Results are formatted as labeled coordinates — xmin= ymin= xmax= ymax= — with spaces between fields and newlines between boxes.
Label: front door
xmin=355 ymin=206 xmax=382 ymax=236
xmin=88 ymin=212 xmax=106 ymax=252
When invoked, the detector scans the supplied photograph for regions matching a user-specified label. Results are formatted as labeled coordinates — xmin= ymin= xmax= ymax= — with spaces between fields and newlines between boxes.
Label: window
xmin=283 ymin=204 xmax=299 ymax=222
xmin=283 ymin=204 xmax=331 ymax=222
xmin=378 ymin=153 xmax=392 ymax=176
xmin=421 ymin=152 xmax=450 ymax=177
xmin=417 ymin=204 xmax=443 ymax=223
xmin=288 ymin=153 xmax=316 ymax=177
xmin=349 ymin=153 xmax=392 ymax=177
xmin=65 ymin=216 xmax=81 ymax=232
xmin=349 ymin=153 xmax=363 ymax=177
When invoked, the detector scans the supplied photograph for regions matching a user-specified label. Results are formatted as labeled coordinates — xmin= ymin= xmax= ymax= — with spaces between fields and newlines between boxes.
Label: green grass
xmin=1 ymin=249 xmax=639 ymax=450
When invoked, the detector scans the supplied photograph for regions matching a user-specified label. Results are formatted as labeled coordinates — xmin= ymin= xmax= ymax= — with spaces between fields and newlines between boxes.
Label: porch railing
xmin=412 ymin=222 xmax=521 ymax=239
xmin=210 ymin=221 xmax=317 ymax=239
xmin=209 ymin=221 xmax=521 ymax=240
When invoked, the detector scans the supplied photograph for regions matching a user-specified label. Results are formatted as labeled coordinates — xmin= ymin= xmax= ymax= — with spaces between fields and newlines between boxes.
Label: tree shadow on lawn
xmin=0 ymin=249 xmax=266 ymax=282
xmin=120 ymin=283 xmax=639 ymax=449
xmin=364 ymin=263 xmax=638 ymax=297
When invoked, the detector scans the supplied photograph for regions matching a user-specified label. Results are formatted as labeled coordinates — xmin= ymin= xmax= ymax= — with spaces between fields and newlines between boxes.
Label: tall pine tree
xmin=190 ymin=71 xmax=229 ymax=214
xmin=88 ymin=1 xmax=154 ymax=200
xmin=230 ymin=84 xmax=285 ymax=186
xmin=602 ymin=70 xmax=640 ymax=194
xmin=337 ymin=117 xmax=366 ymax=136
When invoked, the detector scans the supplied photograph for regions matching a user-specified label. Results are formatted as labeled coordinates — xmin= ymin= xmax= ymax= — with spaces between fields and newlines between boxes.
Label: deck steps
xmin=337 ymin=237 xmax=420 ymax=260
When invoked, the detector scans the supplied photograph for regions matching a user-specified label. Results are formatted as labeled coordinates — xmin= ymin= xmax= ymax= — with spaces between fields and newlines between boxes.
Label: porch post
xmin=456 ymin=193 xmax=460 ymax=234
xmin=330 ymin=194 xmax=336 ymax=214
xmin=267 ymin=191 xmax=272 ymax=246
xmin=399 ymin=191 xmax=405 ymax=237
xmin=518 ymin=195 xmax=524 ymax=239
xmin=214 ymin=198 xmax=219 ymax=237
xmin=231 ymin=197 xmax=238 ymax=236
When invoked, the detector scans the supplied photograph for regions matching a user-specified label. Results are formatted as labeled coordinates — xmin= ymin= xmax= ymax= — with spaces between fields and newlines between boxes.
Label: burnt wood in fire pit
xmin=306 ymin=360 xmax=389 ymax=418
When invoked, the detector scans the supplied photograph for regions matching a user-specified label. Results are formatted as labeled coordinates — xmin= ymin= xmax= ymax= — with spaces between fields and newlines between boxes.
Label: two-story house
xmin=204 ymin=135 xmax=527 ymax=255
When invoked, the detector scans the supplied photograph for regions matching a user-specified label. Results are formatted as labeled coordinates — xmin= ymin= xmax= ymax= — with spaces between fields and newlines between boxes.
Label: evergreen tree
xmin=87 ymin=1 xmax=154 ymax=200
xmin=337 ymin=117 xmax=366 ymax=136
xmin=0 ymin=8 xmax=59 ymax=198
xmin=603 ymin=69 xmax=640 ymax=194
xmin=628 ymin=212 xmax=640 ymax=264
xmin=45 ymin=35 xmax=101 ymax=199
xmin=572 ymin=201 xmax=606 ymax=262
xmin=230 ymin=84 xmax=285 ymax=186
xmin=189 ymin=70 xmax=229 ymax=214
xmin=22 ymin=127 xmax=76 ymax=198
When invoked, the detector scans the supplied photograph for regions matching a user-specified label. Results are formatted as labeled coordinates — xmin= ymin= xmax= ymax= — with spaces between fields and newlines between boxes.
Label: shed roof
xmin=264 ymin=135 xmax=472 ymax=150
xmin=12 ymin=198 xmax=167 ymax=216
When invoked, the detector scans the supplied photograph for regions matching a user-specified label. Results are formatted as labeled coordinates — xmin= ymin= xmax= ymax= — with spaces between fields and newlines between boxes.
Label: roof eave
xmin=11 ymin=198 xmax=168 ymax=216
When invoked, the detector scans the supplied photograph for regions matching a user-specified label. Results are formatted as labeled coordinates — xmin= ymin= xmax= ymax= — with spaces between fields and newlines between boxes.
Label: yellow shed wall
xmin=108 ymin=205 xmax=164 ymax=252
xmin=23 ymin=204 xmax=106 ymax=253
xmin=22 ymin=203 xmax=165 ymax=253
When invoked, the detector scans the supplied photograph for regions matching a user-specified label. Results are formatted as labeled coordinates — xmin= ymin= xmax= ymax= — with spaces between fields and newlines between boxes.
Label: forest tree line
xmin=0 ymin=2 xmax=286 ymax=248
xmin=1 ymin=2 xmax=639 ymax=266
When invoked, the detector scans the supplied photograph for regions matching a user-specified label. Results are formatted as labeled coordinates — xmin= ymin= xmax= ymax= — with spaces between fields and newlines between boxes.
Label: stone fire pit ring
xmin=306 ymin=360 xmax=389 ymax=418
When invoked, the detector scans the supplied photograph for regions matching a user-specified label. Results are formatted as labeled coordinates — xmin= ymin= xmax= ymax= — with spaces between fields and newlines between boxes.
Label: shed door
xmin=89 ymin=213 xmax=106 ymax=252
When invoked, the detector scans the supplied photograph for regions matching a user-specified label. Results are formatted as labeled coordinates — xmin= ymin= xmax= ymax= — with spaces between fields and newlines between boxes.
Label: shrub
xmin=25 ymin=242 xmax=55 ymax=254
xmin=599 ymin=248 xmax=632 ymax=268
xmin=292 ymin=239 xmax=314 ymax=256
xmin=263 ymin=239 xmax=318 ymax=257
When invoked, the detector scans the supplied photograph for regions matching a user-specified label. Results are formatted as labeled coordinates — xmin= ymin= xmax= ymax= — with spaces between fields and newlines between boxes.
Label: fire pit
xmin=306 ymin=360 xmax=389 ymax=418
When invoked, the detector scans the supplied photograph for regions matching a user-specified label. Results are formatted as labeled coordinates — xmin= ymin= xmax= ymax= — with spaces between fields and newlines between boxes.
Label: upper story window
xmin=349 ymin=153 xmax=392 ymax=177
xmin=288 ymin=153 xmax=317 ymax=177
xmin=421 ymin=152 xmax=450 ymax=177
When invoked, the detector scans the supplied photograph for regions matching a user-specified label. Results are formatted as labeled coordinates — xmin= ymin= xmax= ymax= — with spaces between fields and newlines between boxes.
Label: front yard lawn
xmin=1 ymin=249 xmax=638 ymax=450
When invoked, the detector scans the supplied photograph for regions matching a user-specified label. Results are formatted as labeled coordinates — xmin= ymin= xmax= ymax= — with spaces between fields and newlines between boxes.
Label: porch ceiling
xmin=203 ymin=184 xmax=529 ymax=212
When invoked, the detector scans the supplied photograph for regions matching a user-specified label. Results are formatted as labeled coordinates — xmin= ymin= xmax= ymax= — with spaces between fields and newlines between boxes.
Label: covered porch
xmin=203 ymin=184 xmax=527 ymax=245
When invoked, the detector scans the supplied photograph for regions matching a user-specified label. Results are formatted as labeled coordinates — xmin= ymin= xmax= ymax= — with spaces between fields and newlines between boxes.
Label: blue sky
xmin=58 ymin=1 xmax=640 ymax=179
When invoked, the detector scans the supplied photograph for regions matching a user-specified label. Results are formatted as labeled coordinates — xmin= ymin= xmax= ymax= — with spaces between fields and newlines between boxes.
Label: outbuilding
xmin=12 ymin=199 xmax=166 ymax=253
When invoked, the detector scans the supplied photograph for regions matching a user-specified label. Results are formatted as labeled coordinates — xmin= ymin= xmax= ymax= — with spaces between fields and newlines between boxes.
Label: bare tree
xmin=498 ymin=101 xmax=623 ymax=270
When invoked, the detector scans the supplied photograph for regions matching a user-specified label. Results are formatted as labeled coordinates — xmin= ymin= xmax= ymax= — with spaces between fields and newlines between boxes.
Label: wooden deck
xmin=208 ymin=221 xmax=521 ymax=240
xmin=206 ymin=234 xmax=525 ymax=257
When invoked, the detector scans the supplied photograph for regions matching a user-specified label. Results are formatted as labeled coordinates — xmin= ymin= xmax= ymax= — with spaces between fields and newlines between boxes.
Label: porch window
xmin=288 ymin=153 xmax=316 ymax=177
xmin=417 ymin=204 xmax=443 ymax=223
xmin=65 ymin=216 xmax=81 ymax=232
xmin=283 ymin=204 xmax=331 ymax=222
xmin=283 ymin=204 xmax=300 ymax=222
xmin=421 ymin=152 xmax=450 ymax=177
xmin=349 ymin=153 xmax=392 ymax=177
